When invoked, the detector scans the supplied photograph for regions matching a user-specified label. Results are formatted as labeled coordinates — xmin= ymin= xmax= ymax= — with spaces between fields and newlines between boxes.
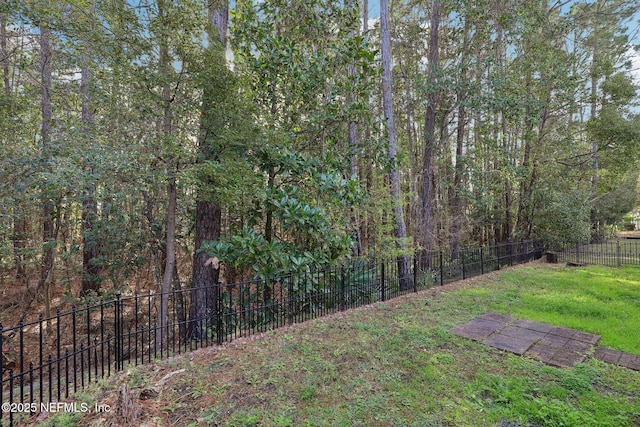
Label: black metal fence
xmin=551 ymin=239 xmax=640 ymax=267
xmin=1 ymin=239 xmax=543 ymax=426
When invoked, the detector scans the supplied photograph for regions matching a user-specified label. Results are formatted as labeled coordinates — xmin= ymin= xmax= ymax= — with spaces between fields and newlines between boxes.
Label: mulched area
xmin=451 ymin=313 xmax=639 ymax=371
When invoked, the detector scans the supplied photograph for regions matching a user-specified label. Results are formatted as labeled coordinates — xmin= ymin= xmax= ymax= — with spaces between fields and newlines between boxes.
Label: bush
xmin=534 ymin=190 xmax=591 ymax=249
xmin=622 ymin=214 xmax=636 ymax=230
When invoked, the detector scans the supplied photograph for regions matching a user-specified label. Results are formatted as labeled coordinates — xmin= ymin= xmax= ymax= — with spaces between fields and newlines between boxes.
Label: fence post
xmin=340 ymin=266 xmax=345 ymax=311
xmin=617 ymin=239 xmax=621 ymax=267
xmin=216 ymin=282 xmax=224 ymax=345
xmin=9 ymin=369 xmax=14 ymax=426
xmin=40 ymin=313 xmax=45 ymax=403
xmin=287 ymin=275 xmax=294 ymax=325
xmin=19 ymin=318 xmax=24 ymax=402
xmin=114 ymin=291 xmax=121 ymax=371
xmin=413 ymin=255 xmax=417 ymax=293
xmin=439 ymin=250 xmax=444 ymax=286
xmin=381 ymin=261 xmax=386 ymax=302
xmin=509 ymin=240 xmax=513 ymax=266
xmin=86 ymin=302 xmax=92 ymax=381
xmin=461 ymin=250 xmax=466 ymax=280
xmin=480 ymin=246 xmax=484 ymax=275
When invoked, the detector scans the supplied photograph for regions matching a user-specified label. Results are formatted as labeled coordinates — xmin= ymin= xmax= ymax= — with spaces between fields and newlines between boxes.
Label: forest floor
xmin=25 ymin=261 xmax=640 ymax=427
xmin=0 ymin=254 xmax=181 ymax=367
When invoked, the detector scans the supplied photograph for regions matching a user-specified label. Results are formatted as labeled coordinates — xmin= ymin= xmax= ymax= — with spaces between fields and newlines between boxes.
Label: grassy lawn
xmin=35 ymin=263 xmax=640 ymax=427
xmin=462 ymin=264 xmax=640 ymax=353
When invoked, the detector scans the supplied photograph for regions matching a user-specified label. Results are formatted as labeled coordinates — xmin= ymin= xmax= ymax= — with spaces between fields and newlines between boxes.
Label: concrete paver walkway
xmin=450 ymin=313 xmax=638 ymax=370
xmin=593 ymin=347 xmax=640 ymax=371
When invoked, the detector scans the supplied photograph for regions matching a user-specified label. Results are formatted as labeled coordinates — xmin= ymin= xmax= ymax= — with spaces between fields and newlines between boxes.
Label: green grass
xmin=461 ymin=264 xmax=640 ymax=353
xmin=35 ymin=263 xmax=640 ymax=427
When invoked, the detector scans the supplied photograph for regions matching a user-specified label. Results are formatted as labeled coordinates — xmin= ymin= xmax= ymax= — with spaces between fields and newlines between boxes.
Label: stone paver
xmin=593 ymin=347 xmax=621 ymax=364
xmin=450 ymin=313 xmax=600 ymax=368
xmin=500 ymin=325 xmax=547 ymax=342
xmin=549 ymin=349 xmax=588 ymax=368
xmin=451 ymin=313 xmax=639 ymax=371
xmin=593 ymin=348 xmax=640 ymax=371
xmin=538 ymin=334 xmax=569 ymax=349
xmin=449 ymin=317 xmax=508 ymax=341
xmin=618 ymin=353 xmax=640 ymax=371
xmin=483 ymin=333 xmax=531 ymax=354
xmin=528 ymin=342 xmax=557 ymax=361
xmin=548 ymin=327 xmax=577 ymax=339
xmin=564 ymin=340 xmax=592 ymax=353
xmin=511 ymin=319 xmax=554 ymax=333
xmin=573 ymin=331 xmax=601 ymax=345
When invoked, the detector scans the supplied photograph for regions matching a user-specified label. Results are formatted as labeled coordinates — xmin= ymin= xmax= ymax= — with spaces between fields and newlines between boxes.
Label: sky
xmin=368 ymin=1 xmax=380 ymax=18
xmin=630 ymin=50 xmax=640 ymax=85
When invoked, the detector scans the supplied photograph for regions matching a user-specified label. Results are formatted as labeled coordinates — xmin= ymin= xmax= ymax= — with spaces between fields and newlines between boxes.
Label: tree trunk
xmin=380 ymin=0 xmax=411 ymax=290
xmin=347 ymin=0 xmax=361 ymax=258
xmin=172 ymin=262 xmax=186 ymax=341
xmin=3 ymin=13 xmax=27 ymax=285
xmin=189 ymin=200 xmax=222 ymax=339
xmin=515 ymin=68 xmax=534 ymax=239
xmin=189 ymin=0 xmax=227 ymax=340
xmin=398 ymin=53 xmax=418 ymax=241
xmin=359 ymin=0 xmax=372 ymax=253
xmin=421 ymin=0 xmax=440 ymax=266
xmin=1 ymin=12 xmax=7 ymax=97
xmin=451 ymin=15 xmax=470 ymax=261
xmin=38 ymin=23 xmax=54 ymax=319
xmin=263 ymin=167 xmax=275 ymax=304
xmin=590 ymin=70 xmax=599 ymax=241
xmin=81 ymin=182 xmax=99 ymax=295
xmin=516 ymin=76 xmax=550 ymax=239
xmin=81 ymin=0 xmax=100 ymax=296
xmin=495 ymin=20 xmax=511 ymax=243
xmin=160 ymin=171 xmax=176 ymax=347
xmin=158 ymin=0 xmax=175 ymax=349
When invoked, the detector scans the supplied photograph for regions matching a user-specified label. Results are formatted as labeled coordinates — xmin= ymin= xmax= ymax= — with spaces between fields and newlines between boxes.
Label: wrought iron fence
xmin=550 ymin=238 xmax=640 ymax=267
xmin=1 ymin=239 xmax=542 ymax=426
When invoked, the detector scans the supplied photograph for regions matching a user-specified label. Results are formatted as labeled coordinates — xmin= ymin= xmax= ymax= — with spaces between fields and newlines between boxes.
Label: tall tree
xmin=420 ymin=0 xmax=440 ymax=260
xmin=380 ymin=0 xmax=411 ymax=289
xmin=189 ymin=0 xmax=228 ymax=340
xmin=158 ymin=0 xmax=177 ymax=347
xmin=80 ymin=0 xmax=100 ymax=295
xmin=580 ymin=0 xmax=636 ymax=240
xmin=1 ymin=6 xmax=27 ymax=285
xmin=347 ymin=0 xmax=362 ymax=258
xmin=38 ymin=20 xmax=54 ymax=318
xmin=451 ymin=9 xmax=470 ymax=260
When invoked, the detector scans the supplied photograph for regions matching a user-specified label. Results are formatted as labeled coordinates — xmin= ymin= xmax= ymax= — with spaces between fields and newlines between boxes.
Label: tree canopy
xmin=0 ymin=0 xmax=638 ymax=303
